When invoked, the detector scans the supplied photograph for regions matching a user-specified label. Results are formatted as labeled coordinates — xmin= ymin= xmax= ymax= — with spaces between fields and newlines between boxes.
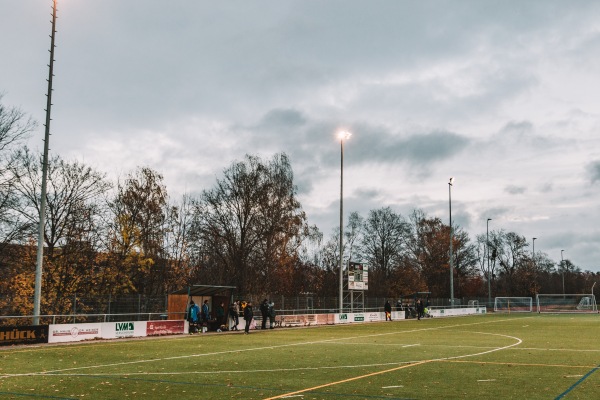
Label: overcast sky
xmin=2 ymin=1 xmax=600 ymax=272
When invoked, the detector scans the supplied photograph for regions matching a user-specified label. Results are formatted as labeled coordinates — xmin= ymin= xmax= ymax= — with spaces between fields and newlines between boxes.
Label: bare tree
xmin=107 ymin=167 xmax=169 ymax=295
xmin=0 ymin=95 xmax=36 ymax=152
xmin=7 ymin=148 xmax=110 ymax=314
xmin=359 ymin=207 xmax=409 ymax=296
xmin=193 ymin=153 xmax=307 ymax=295
xmin=0 ymin=96 xmax=37 ymax=250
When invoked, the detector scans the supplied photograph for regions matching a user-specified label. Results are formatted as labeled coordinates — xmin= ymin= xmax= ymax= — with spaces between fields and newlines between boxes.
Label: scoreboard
xmin=347 ymin=261 xmax=368 ymax=290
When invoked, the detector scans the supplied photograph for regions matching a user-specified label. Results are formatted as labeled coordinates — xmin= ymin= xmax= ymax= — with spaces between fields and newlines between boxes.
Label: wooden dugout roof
xmin=171 ymin=284 xmax=237 ymax=298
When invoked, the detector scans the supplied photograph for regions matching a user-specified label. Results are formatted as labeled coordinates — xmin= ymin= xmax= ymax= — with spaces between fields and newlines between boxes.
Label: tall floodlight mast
xmin=33 ymin=0 xmax=58 ymax=325
xmin=338 ymin=130 xmax=351 ymax=313
xmin=448 ymin=177 xmax=454 ymax=307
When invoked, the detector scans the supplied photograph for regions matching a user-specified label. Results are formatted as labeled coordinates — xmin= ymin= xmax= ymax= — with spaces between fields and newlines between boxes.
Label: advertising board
xmin=48 ymin=323 xmax=102 ymax=343
xmin=0 ymin=325 xmax=49 ymax=346
xmin=102 ymin=321 xmax=147 ymax=339
xmin=146 ymin=320 xmax=186 ymax=336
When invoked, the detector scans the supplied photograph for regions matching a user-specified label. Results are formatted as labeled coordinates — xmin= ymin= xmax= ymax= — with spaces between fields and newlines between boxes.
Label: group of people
xmin=188 ymin=298 xmax=276 ymax=335
xmin=228 ymin=300 xmax=254 ymax=334
xmin=385 ymin=298 xmax=429 ymax=320
xmin=187 ymin=299 xmax=212 ymax=333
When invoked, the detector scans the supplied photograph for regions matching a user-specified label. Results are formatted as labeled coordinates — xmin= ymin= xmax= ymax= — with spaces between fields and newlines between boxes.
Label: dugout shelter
xmin=397 ymin=292 xmax=431 ymax=318
xmin=167 ymin=284 xmax=236 ymax=321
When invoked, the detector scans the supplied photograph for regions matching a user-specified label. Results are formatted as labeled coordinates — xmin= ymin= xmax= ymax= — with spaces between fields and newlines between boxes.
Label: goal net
xmin=536 ymin=294 xmax=598 ymax=313
xmin=494 ymin=297 xmax=533 ymax=313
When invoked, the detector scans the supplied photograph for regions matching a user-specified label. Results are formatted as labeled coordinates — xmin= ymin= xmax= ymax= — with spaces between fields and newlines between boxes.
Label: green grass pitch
xmin=1 ymin=314 xmax=598 ymax=399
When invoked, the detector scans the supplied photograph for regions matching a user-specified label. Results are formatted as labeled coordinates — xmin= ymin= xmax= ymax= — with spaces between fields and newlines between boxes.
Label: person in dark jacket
xmin=216 ymin=302 xmax=226 ymax=328
xmin=244 ymin=302 xmax=254 ymax=334
xmin=268 ymin=301 xmax=276 ymax=329
xmin=416 ymin=299 xmax=424 ymax=321
xmin=260 ymin=299 xmax=269 ymax=329
xmin=384 ymin=300 xmax=392 ymax=321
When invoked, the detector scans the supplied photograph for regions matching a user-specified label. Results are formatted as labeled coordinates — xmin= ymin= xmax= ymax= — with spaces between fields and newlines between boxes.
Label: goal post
xmin=536 ymin=294 xmax=598 ymax=313
xmin=494 ymin=297 xmax=533 ymax=313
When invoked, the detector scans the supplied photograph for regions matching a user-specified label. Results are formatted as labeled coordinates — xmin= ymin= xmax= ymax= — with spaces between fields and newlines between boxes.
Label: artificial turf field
xmin=0 ymin=313 xmax=598 ymax=399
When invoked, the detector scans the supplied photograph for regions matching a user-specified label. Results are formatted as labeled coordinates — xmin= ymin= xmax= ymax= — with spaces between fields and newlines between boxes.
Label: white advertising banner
xmin=48 ymin=323 xmax=102 ymax=343
xmin=102 ymin=321 xmax=147 ymax=339
xmin=429 ymin=307 xmax=486 ymax=317
xmin=333 ymin=313 xmax=371 ymax=324
xmin=366 ymin=312 xmax=381 ymax=322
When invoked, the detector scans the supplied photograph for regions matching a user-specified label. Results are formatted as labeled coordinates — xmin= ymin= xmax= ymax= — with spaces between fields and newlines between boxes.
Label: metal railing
xmin=0 ymin=295 xmax=492 ymax=326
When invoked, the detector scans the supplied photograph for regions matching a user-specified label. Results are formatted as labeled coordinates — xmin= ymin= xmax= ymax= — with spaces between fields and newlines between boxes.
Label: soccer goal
xmin=536 ymin=294 xmax=598 ymax=313
xmin=494 ymin=297 xmax=533 ymax=313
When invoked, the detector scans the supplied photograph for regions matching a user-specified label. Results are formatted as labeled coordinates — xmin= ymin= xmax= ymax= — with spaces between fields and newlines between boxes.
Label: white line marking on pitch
xmin=1 ymin=316 xmax=529 ymax=379
xmin=382 ymin=385 xmax=404 ymax=388
xmin=477 ymin=379 xmax=496 ymax=382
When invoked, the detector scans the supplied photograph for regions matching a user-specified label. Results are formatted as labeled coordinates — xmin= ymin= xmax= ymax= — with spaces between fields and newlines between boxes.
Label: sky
xmin=2 ymin=1 xmax=600 ymax=272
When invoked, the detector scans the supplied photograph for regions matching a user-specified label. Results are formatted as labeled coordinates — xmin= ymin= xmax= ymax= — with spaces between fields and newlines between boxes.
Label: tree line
xmin=1 ymin=96 xmax=597 ymax=316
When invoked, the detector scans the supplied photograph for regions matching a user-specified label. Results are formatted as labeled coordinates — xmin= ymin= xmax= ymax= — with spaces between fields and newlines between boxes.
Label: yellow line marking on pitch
xmin=263 ymin=360 xmax=433 ymax=400
xmin=2 ymin=316 xmax=528 ymax=378
xmin=265 ymin=331 xmax=523 ymax=400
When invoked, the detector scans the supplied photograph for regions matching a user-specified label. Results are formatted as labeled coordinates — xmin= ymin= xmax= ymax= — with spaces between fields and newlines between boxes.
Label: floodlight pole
xmin=561 ymin=250 xmax=565 ymax=297
xmin=33 ymin=0 xmax=58 ymax=325
xmin=448 ymin=178 xmax=454 ymax=307
xmin=487 ymin=218 xmax=492 ymax=307
xmin=339 ymin=137 xmax=344 ymax=313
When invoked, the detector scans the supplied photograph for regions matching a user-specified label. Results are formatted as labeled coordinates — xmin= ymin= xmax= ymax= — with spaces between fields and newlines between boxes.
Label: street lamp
xmin=487 ymin=218 xmax=492 ymax=307
xmin=34 ymin=0 xmax=59 ymax=325
xmin=449 ymin=177 xmax=454 ymax=307
xmin=338 ymin=130 xmax=351 ymax=313
xmin=561 ymin=250 xmax=565 ymax=296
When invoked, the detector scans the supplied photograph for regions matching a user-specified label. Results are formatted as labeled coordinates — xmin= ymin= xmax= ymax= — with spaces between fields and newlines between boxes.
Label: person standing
xmin=416 ymin=299 xmax=424 ymax=321
xmin=201 ymin=300 xmax=210 ymax=333
xmin=229 ymin=301 xmax=240 ymax=331
xmin=187 ymin=300 xmax=200 ymax=334
xmin=384 ymin=300 xmax=392 ymax=321
xmin=260 ymin=299 xmax=269 ymax=330
xmin=244 ymin=301 xmax=254 ymax=334
xmin=216 ymin=302 xmax=226 ymax=328
xmin=268 ymin=301 xmax=276 ymax=329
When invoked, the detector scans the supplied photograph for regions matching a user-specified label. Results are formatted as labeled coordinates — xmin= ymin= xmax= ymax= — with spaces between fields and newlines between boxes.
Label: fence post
xmin=73 ymin=293 xmax=77 ymax=323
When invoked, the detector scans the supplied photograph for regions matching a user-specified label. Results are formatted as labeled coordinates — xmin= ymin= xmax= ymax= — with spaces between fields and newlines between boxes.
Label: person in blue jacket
xmin=187 ymin=300 xmax=200 ymax=334
xmin=201 ymin=300 xmax=210 ymax=333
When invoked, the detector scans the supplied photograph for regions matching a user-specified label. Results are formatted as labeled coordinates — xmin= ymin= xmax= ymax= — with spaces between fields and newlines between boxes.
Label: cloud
xmin=587 ymin=161 xmax=600 ymax=184
xmin=505 ymin=185 xmax=527 ymax=195
xmin=258 ymin=109 xmax=307 ymax=130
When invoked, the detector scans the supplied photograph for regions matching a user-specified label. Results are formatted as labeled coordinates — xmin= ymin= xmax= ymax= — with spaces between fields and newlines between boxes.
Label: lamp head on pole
xmin=337 ymin=130 xmax=352 ymax=141
xmin=449 ymin=177 xmax=454 ymax=186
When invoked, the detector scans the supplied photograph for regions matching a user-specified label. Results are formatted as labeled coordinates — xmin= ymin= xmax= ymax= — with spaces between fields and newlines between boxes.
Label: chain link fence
xmin=0 ymin=294 xmax=491 ymax=326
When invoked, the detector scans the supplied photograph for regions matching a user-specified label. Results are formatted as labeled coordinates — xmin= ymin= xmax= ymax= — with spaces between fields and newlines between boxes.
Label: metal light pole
xmin=561 ymin=250 xmax=565 ymax=296
xmin=532 ymin=238 xmax=536 ymax=262
xmin=338 ymin=131 xmax=351 ymax=313
xmin=34 ymin=0 xmax=59 ymax=325
xmin=448 ymin=177 xmax=454 ymax=307
xmin=487 ymin=218 xmax=492 ymax=307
